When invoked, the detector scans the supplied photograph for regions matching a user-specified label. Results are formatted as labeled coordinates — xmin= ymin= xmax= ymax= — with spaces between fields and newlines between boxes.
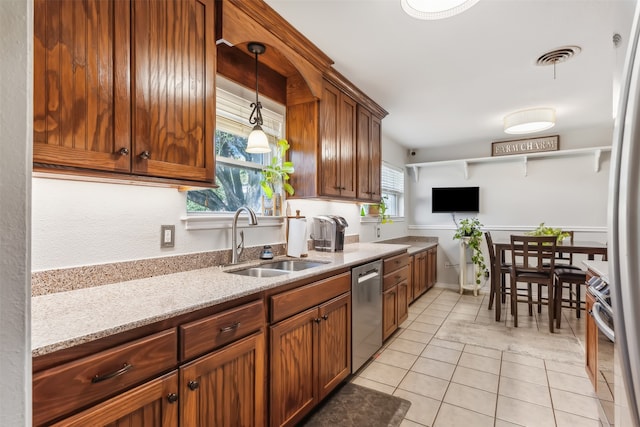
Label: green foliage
xmin=452 ymin=218 xmax=487 ymax=284
xmin=260 ymin=139 xmax=295 ymax=199
xmin=379 ymin=196 xmax=393 ymax=224
xmin=526 ymin=222 xmax=570 ymax=243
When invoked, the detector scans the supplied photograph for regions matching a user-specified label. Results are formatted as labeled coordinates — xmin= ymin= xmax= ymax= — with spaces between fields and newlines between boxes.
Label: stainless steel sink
xmin=227 ymin=267 xmax=290 ymax=277
xmin=259 ymin=260 xmax=328 ymax=271
xmin=226 ymin=259 xmax=329 ymax=277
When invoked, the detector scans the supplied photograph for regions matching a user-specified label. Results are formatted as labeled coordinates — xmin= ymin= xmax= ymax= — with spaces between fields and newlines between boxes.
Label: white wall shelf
xmin=405 ymin=145 xmax=612 ymax=181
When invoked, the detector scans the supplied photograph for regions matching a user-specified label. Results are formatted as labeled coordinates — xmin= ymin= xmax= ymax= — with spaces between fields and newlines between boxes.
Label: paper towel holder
xmin=286 ymin=210 xmax=308 ymax=258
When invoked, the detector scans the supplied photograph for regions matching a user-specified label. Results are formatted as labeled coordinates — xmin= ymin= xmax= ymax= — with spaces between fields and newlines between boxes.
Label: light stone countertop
xmin=32 ymin=242 xmax=409 ymax=357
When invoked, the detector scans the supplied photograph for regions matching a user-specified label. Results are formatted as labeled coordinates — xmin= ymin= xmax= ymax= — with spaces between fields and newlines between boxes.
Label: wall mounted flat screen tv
xmin=431 ymin=187 xmax=480 ymax=213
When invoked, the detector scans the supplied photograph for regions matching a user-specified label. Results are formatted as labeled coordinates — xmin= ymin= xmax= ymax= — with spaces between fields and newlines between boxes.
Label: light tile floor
xmin=351 ymin=285 xmax=607 ymax=427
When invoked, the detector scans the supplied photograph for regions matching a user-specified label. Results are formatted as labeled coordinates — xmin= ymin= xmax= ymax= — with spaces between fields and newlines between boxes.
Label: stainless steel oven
xmin=588 ymin=276 xmax=615 ymax=426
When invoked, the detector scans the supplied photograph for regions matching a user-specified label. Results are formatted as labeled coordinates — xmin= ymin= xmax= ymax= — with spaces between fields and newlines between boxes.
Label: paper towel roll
xmin=287 ymin=218 xmax=308 ymax=257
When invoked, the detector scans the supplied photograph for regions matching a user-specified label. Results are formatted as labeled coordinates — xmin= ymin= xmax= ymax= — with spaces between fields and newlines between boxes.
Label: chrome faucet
xmin=231 ymin=206 xmax=258 ymax=264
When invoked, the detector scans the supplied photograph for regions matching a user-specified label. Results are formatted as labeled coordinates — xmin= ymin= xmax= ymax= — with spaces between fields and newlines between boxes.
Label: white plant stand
xmin=459 ymin=237 xmax=481 ymax=296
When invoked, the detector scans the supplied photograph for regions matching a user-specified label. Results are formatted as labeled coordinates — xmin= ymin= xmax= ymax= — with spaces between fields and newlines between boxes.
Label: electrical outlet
xmin=161 ymin=225 xmax=175 ymax=248
xmin=376 ymin=225 xmax=381 ymax=238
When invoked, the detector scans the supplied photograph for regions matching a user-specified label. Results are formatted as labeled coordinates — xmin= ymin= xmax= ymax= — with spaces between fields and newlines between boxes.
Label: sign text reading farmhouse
xmin=491 ymin=135 xmax=559 ymax=157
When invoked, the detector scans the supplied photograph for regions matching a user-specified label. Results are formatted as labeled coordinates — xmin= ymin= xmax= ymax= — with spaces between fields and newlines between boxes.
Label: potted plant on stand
xmin=453 ymin=217 xmax=487 ymax=292
xmin=260 ymin=139 xmax=295 ymax=216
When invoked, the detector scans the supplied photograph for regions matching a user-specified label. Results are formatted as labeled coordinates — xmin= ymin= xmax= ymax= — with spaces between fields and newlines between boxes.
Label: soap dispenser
xmin=260 ymin=245 xmax=274 ymax=260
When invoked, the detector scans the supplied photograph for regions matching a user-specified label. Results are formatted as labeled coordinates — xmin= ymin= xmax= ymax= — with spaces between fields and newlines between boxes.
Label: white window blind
xmin=381 ymin=162 xmax=404 ymax=194
xmin=216 ymin=88 xmax=284 ymax=139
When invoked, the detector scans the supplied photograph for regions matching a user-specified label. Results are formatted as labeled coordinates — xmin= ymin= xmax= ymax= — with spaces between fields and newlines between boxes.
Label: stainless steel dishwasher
xmin=351 ymin=259 xmax=383 ymax=373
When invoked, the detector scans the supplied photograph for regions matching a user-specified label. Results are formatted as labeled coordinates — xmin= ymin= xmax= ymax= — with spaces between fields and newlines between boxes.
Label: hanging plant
xmin=260 ymin=139 xmax=295 ymax=199
xmin=452 ymin=217 xmax=487 ymax=284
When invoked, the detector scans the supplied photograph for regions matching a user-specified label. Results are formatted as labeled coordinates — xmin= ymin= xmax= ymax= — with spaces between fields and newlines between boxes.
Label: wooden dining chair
xmin=553 ymin=231 xmax=588 ymax=328
xmin=485 ymin=231 xmax=511 ymax=316
xmin=509 ymin=235 xmax=558 ymax=332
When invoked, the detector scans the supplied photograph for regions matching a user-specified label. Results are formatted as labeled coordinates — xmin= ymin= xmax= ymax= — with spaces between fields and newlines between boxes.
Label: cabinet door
xmin=413 ymin=252 xmax=427 ymax=299
xmin=317 ymin=293 xmax=351 ymax=400
xmin=357 ymin=107 xmax=382 ymax=201
xmin=180 ymin=331 xmax=265 ymax=427
xmin=50 ymin=372 xmax=179 ymax=427
xmin=320 ymin=81 xmax=356 ymax=198
xmin=427 ymin=247 xmax=437 ymax=290
xmin=408 ymin=255 xmax=416 ymax=303
xmin=33 ymin=0 xmax=131 ymax=172
xmin=585 ymin=292 xmax=598 ymax=388
xmin=270 ymin=307 xmax=318 ymax=427
xmin=131 ymin=0 xmax=215 ymax=183
xmin=382 ymin=286 xmax=398 ymax=341
xmin=397 ymin=280 xmax=409 ymax=326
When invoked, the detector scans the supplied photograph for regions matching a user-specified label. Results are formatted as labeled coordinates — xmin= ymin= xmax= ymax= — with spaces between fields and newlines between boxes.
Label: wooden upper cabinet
xmin=131 ymin=0 xmax=215 ymax=182
xmin=320 ymin=81 xmax=357 ymax=198
xmin=33 ymin=0 xmax=215 ymax=186
xmin=357 ymin=106 xmax=382 ymax=201
xmin=33 ymin=0 xmax=131 ymax=173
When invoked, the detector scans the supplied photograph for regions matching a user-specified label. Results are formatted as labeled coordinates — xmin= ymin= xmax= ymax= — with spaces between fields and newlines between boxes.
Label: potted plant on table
xmin=260 ymin=139 xmax=295 ymax=215
xmin=453 ymin=217 xmax=487 ymax=284
xmin=526 ymin=222 xmax=570 ymax=243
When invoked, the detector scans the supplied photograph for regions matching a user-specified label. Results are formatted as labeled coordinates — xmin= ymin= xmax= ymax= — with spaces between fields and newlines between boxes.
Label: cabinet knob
xmin=118 ymin=147 xmax=129 ymax=156
xmin=321 ymin=314 xmax=329 ymax=320
xmin=167 ymin=393 xmax=178 ymax=404
xmin=188 ymin=380 xmax=200 ymax=391
xmin=314 ymin=318 xmax=322 ymax=323
xmin=139 ymin=151 xmax=151 ymax=160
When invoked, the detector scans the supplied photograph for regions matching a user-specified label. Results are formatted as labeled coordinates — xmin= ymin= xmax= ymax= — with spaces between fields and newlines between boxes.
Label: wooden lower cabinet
xmin=180 ymin=331 xmax=265 ymax=427
xmin=50 ymin=372 xmax=179 ymax=427
xmin=409 ymin=246 xmax=438 ymax=303
xmin=382 ymin=286 xmax=398 ymax=341
xmin=397 ymin=280 xmax=409 ymax=325
xmin=585 ymin=291 xmax=598 ymax=387
xmin=270 ymin=292 xmax=351 ymax=427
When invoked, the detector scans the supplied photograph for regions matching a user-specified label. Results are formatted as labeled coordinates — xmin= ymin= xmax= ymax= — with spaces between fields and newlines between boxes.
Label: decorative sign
xmin=491 ymin=135 xmax=559 ymax=157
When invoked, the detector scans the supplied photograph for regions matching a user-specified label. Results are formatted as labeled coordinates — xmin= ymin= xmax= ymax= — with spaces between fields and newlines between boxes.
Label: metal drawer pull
xmin=167 ymin=393 xmax=179 ymax=403
xmin=188 ymin=380 xmax=200 ymax=391
xmin=91 ymin=363 xmax=133 ymax=383
xmin=118 ymin=147 xmax=129 ymax=156
xmin=139 ymin=151 xmax=150 ymax=160
xmin=219 ymin=322 xmax=240 ymax=333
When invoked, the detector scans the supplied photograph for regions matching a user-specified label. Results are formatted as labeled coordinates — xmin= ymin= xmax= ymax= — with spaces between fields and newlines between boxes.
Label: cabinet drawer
xmin=33 ymin=328 xmax=177 ymax=426
xmin=383 ymin=265 xmax=409 ymax=291
xmin=384 ymin=252 xmax=409 ymax=273
xmin=180 ymin=299 xmax=265 ymax=361
xmin=271 ymin=272 xmax=351 ymax=323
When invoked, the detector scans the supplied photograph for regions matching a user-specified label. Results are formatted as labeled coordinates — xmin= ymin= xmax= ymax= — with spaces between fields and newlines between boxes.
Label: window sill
xmin=360 ymin=216 xmax=405 ymax=224
xmin=181 ymin=214 xmax=285 ymax=230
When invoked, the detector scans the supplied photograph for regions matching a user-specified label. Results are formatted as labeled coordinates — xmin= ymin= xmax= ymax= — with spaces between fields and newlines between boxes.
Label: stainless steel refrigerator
xmin=609 ymin=1 xmax=640 ymax=425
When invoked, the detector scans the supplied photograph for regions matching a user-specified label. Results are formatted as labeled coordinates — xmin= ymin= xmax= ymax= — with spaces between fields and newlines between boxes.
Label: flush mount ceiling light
xmin=503 ymin=108 xmax=556 ymax=135
xmin=246 ymin=42 xmax=271 ymax=154
xmin=401 ymin=0 xmax=480 ymax=20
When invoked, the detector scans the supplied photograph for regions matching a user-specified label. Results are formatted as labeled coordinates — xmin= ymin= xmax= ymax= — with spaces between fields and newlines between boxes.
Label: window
xmin=381 ymin=162 xmax=405 ymax=217
xmin=187 ymin=77 xmax=285 ymax=213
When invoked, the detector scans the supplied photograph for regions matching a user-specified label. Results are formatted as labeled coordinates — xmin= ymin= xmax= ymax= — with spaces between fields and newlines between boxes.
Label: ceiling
xmin=264 ymin=0 xmax=635 ymax=151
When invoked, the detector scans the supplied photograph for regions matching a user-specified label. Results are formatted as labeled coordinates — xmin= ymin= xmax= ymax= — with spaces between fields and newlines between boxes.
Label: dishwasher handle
xmin=357 ymin=269 xmax=380 ymax=284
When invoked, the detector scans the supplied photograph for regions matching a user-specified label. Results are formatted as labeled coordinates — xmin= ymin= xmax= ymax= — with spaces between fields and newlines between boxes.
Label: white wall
xmin=408 ymin=127 xmax=612 ymax=284
xmin=0 ymin=0 xmax=32 ymax=424
xmin=32 ymin=137 xmax=409 ymax=271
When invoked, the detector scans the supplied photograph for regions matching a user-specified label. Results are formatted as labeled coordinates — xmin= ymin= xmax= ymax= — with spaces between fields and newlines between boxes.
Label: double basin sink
xmin=226 ymin=260 xmax=329 ymax=278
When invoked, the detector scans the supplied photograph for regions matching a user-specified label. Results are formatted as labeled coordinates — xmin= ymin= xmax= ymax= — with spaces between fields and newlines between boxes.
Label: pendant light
xmin=246 ymin=42 xmax=271 ymax=154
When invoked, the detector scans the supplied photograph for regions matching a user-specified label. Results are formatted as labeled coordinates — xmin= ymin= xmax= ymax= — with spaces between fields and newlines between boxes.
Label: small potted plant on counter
xmin=453 ymin=217 xmax=486 ymax=284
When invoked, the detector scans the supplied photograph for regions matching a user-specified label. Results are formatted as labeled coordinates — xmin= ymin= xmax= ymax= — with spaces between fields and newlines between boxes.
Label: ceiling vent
xmin=536 ymin=46 xmax=582 ymax=66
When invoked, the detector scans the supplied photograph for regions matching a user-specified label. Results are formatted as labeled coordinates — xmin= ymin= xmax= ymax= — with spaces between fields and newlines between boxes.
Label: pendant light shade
xmin=245 ymin=42 xmax=271 ymax=154
xmin=401 ymin=0 xmax=480 ymax=20
xmin=503 ymin=108 xmax=556 ymax=135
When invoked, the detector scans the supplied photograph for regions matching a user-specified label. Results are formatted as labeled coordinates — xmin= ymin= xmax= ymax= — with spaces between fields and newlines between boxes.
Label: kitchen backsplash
xmin=31 ymin=234 xmax=360 ymax=296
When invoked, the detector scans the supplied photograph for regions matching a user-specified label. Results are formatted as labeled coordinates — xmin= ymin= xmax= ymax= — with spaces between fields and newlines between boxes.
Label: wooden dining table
xmin=492 ymin=239 xmax=608 ymax=324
